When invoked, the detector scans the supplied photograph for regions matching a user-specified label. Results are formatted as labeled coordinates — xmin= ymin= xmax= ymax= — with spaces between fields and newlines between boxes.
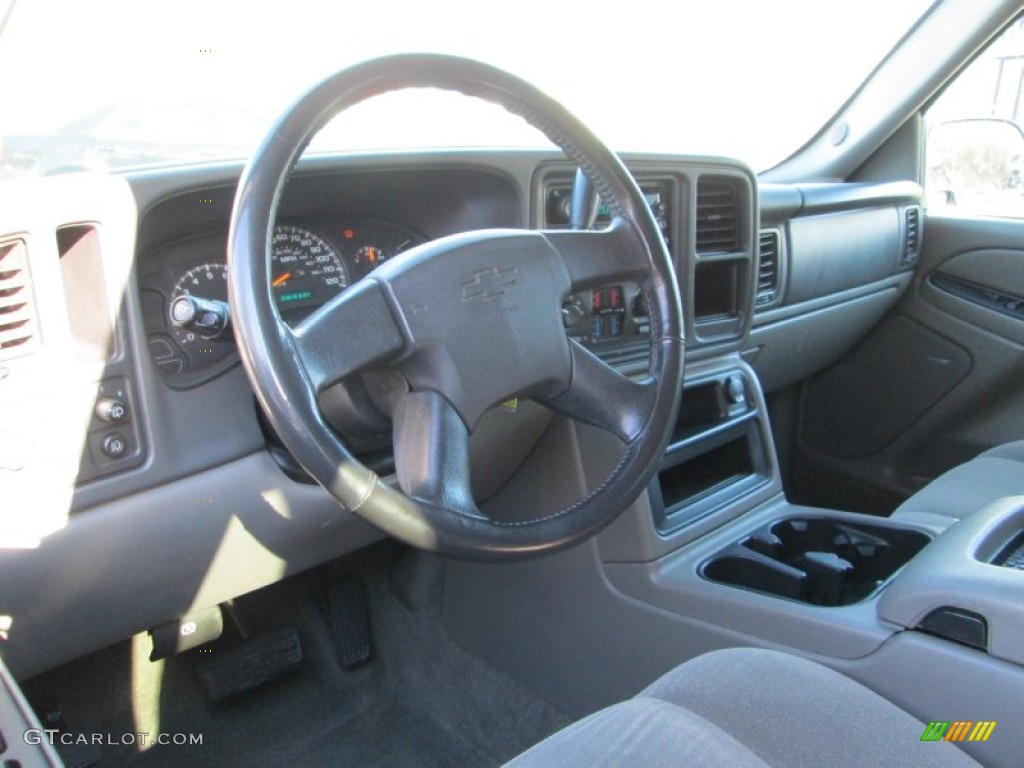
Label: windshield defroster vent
xmin=756 ymin=230 xmax=780 ymax=307
xmin=0 ymin=239 xmax=40 ymax=362
xmin=696 ymin=178 xmax=739 ymax=253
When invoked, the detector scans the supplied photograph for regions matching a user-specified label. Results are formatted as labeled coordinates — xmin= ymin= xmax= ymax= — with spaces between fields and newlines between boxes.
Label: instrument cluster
xmin=138 ymin=217 xmax=424 ymax=387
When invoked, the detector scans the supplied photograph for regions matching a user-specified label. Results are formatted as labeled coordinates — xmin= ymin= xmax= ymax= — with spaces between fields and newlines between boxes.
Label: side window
xmin=926 ymin=18 xmax=1024 ymax=217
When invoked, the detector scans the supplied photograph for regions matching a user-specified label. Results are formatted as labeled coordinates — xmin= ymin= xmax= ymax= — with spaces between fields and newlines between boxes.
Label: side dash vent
xmin=756 ymin=230 xmax=780 ymax=307
xmin=0 ymin=239 xmax=40 ymax=362
xmin=696 ymin=178 xmax=739 ymax=253
xmin=902 ymin=206 xmax=922 ymax=267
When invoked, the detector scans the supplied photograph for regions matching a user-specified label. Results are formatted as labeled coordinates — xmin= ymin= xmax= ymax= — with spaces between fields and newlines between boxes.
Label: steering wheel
xmin=228 ymin=54 xmax=684 ymax=560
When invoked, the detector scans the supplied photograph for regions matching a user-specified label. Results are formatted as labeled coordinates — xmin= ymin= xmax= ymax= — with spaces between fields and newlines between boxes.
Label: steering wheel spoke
xmin=392 ymin=390 xmax=481 ymax=520
xmin=542 ymin=216 xmax=650 ymax=291
xmin=291 ymin=279 xmax=405 ymax=392
xmin=546 ymin=341 xmax=656 ymax=444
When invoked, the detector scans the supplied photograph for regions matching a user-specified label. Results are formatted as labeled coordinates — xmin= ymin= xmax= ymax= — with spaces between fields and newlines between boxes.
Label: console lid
xmin=878 ymin=498 xmax=1024 ymax=666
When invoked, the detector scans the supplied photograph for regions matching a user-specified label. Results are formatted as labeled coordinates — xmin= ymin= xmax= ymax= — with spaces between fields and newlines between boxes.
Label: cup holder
xmin=702 ymin=517 xmax=931 ymax=606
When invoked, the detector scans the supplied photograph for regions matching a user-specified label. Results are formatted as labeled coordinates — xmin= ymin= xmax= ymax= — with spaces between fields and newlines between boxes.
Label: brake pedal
xmin=196 ymin=627 xmax=302 ymax=703
xmin=327 ymin=578 xmax=372 ymax=669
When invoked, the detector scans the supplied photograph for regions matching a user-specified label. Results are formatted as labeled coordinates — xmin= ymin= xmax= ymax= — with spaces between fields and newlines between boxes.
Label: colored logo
xmin=921 ymin=721 xmax=996 ymax=742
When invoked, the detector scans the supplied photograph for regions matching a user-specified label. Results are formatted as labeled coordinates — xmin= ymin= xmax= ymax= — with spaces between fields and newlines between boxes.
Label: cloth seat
xmin=891 ymin=440 xmax=1024 ymax=529
xmin=505 ymin=648 xmax=980 ymax=767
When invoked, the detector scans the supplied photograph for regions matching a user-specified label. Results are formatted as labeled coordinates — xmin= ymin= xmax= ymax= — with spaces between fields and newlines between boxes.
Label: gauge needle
xmin=272 ymin=273 xmax=291 ymax=287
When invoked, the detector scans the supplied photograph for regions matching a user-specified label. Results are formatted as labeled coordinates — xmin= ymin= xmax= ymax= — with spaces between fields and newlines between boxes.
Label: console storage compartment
xmin=651 ymin=370 xmax=773 ymax=533
xmin=702 ymin=516 xmax=931 ymax=606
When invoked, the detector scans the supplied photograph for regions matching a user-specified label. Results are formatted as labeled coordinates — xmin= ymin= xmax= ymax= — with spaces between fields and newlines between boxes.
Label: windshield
xmin=0 ymin=0 xmax=933 ymax=177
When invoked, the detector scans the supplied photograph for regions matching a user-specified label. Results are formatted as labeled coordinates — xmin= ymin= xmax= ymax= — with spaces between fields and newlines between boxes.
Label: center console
xmin=651 ymin=370 xmax=772 ymax=535
xmin=877 ymin=498 xmax=1024 ymax=665
xmin=595 ymin=356 xmax=967 ymax=661
xmin=703 ymin=516 xmax=930 ymax=607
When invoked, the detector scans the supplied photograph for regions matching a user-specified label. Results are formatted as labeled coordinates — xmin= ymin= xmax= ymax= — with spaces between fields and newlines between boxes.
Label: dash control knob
xmin=726 ymin=375 xmax=746 ymax=405
xmin=561 ymin=297 xmax=585 ymax=329
xmin=95 ymin=397 xmax=128 ymax=423
xmin=101 ymin=432 xmax=128 ymax=459
xmin=631 ymin=292 xmax=649 ymax=318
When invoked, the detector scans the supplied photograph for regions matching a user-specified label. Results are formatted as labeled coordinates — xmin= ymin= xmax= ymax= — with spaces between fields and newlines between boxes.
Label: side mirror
xmin=927 ymin=118 xmax=1024 ymax=209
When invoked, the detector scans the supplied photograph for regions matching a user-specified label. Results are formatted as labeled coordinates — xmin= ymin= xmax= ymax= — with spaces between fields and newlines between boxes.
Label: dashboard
xmin=0 ymin=149 xmax=921 ymax=681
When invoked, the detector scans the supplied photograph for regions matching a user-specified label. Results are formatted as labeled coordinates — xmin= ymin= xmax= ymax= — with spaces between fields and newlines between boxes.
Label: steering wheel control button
xmin=95 ymin=397 xmax=128 ymax=423
xmin=101 ymin=432 xmax=128 ymax=459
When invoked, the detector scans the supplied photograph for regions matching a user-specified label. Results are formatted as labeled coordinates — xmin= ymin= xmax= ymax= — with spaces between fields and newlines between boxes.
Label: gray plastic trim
xmin=793 ymin=181 xmax=922 ymax=214
xmin=923 ymin=250 xmax=1024 ymax=345
xmin=786 ymin=208 xmax=902 ymax=304
xmin=597 ymin=357 xmax=782 ymax=562
xmin=0 ymin=451 xmax=382 ymax=679
xmin=604 ymin=500 xmax=910 ymax=660
xmin=878 ymin=497 xmax=1024 ymax=666
xmin=747 ymin=285 xmax=905 ymax=392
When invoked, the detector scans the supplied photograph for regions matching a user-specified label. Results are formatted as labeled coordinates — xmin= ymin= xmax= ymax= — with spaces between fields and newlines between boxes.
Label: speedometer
xmin=271 ymin=225 xmax=349 ymax=317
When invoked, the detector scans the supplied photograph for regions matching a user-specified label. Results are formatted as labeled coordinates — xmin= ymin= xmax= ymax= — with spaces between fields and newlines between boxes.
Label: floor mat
xmin=22 ymin=543 xmax=570 ymax=767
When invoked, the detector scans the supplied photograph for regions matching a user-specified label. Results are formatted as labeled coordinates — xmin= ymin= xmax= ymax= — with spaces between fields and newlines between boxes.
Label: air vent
xmin=0 ymin=239 xmax=39 ymax=362
xmin=902 ymin=206 xmax=922 ymax=266
xmin=756 ymin=230 xmax=780 ymax=307
xmin=696 ymin=178 xmax=739 ymax=253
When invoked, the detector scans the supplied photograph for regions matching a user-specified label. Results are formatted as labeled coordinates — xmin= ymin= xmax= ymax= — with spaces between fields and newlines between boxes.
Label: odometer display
xmin=271 ymin=225 xmax=348 ymax=317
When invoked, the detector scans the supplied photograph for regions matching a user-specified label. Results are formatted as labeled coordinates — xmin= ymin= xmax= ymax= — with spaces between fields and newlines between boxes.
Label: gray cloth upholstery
xmin=506 ymin=648 xmax=981 ymax=768
xmin=892 ymin=440 xmax=1024 ymax=528
xmin=506 ymin=697 xmax=770 ymax=767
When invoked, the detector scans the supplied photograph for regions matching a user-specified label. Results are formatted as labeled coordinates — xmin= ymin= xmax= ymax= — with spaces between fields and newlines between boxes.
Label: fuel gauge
xmin=354 ymin=245 xmax=389 ymax=276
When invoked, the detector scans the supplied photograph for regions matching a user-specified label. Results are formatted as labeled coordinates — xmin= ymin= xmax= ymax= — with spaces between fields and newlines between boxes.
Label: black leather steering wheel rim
xmin=228 ymin=54 xmax=685 ymax=560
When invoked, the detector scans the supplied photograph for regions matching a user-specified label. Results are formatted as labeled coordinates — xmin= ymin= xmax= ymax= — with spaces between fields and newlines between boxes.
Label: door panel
xmin=793 ymin=214 xmax=1024 ymax=513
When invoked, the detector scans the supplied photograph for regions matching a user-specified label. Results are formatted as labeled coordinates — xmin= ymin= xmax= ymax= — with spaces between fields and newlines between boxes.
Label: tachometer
xmin=271 ymin=225 xmax=349 ymax=317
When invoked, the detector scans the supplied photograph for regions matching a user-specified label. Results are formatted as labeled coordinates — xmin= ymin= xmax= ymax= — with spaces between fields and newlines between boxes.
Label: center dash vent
xmin=0 ymin=239 xmax=40 ymax=362
xmin=756 ymin=230 xmax=780 ymax=307
xmin=696 ymin=178 xmax=739 ymax=253
xmin=902 ymin=206 xmax=922 ymax=266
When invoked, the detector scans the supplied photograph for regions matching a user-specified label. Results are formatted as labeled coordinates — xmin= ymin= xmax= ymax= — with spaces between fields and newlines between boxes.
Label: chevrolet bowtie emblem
xmin=461 ymin=266 xmax=519 ymax=301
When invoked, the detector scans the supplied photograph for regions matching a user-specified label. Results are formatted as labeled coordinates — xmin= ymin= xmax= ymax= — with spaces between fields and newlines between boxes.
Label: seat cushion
xmin=891 ymin=440 xmax=1024 ymax=529
xmin=506 ymin=648 xmax=981 ymax=768
xmin=641 ymin=648 xmax=979 ymax=768
xmin=505 ymin=697 xmax=770 ymax=767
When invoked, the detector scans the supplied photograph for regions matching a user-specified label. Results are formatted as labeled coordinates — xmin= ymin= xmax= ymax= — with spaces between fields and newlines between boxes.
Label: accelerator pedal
xmin=196 ymin=627 xmax=302 ymax=703
xmin=328 ymin=578 xmax=372 ymax=669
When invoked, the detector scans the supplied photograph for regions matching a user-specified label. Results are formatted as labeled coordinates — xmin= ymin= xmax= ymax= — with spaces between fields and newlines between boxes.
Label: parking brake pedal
xmin=328 ymin=578 xmax=372 ymax=669
xmin=196 ymin=627 xmax=302 ymax=703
